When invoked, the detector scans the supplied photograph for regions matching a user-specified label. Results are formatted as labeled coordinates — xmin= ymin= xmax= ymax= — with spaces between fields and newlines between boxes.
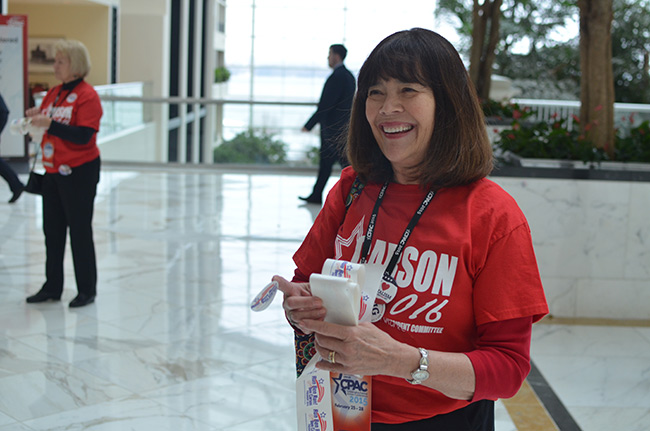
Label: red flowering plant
xmin=481 ymin=99 xmax=535 ymax=124
xmin=491 ymin=104 xmax=650 ymax=164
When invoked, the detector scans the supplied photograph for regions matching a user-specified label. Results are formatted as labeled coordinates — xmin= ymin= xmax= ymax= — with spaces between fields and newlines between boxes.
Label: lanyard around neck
xmin=359 ymin=182 xmax=436 ymax=279
xmin=53 ymin=85 xmax=71 ymax=106
xmin=49 ymin=87 xmax=69 ymax=118
xmin=51 ymin=79 xmax=80 ymax=111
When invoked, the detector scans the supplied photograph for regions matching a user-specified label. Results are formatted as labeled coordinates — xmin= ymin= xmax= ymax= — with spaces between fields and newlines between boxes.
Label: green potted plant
xmin=214 ymin=66 xmax=231 ymax=83
xmin=213 ymin=129 xmax=287 ymax=164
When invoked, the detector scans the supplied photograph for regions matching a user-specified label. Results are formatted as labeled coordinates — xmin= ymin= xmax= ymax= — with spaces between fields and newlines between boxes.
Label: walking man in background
xmin=300 ymin=44 xmax=356 ymax=205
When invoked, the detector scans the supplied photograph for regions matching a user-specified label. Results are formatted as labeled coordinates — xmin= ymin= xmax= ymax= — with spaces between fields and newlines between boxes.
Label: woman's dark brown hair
xmin=347 ymin=28 xmax=493 ymax=187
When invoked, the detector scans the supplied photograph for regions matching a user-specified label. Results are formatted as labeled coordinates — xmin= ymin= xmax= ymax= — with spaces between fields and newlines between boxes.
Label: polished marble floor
xmin=0 ymin=164 xmax=648 ymax=430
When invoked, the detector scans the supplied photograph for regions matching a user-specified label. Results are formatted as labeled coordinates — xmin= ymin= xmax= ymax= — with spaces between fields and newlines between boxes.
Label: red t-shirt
xmin=39 ymin=80 xmax=102 ymax=173
xmin=293 ymin=167 xmax=549 ymax=423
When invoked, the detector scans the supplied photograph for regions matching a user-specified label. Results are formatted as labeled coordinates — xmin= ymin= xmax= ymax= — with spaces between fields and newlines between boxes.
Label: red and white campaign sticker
xmin=376 ymin=279 xmax=397 ymax=304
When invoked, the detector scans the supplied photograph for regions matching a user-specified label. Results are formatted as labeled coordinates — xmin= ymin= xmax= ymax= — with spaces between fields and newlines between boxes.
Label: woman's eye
xmin=368 ymin=89 xmax=383 ymax=97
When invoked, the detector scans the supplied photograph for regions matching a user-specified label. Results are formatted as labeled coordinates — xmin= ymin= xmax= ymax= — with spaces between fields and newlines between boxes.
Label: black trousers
xmin=372 ymin=400 xmax=495 ymax=431
xmin=0 ymin=158 xmax=24 ymax=193
xmin=41 ymin=157 xmax=100 ymax=297
xmin=310 ymin=131 xmax=348 ymax=200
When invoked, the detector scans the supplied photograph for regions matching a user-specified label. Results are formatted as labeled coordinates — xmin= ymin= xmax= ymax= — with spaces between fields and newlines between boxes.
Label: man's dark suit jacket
xmin=0 ymin=94 xmax=9 ymax=134
xmin=304 ymin=64 xmax=356 ymax=153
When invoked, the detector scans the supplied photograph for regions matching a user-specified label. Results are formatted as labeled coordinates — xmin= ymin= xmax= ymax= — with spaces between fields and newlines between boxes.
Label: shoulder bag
xmin=23 ymin=147 xmax=43 ymax=195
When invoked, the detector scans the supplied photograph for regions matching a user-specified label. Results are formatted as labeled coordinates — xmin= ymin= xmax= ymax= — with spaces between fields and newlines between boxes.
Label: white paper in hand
xmin=309 ymin=274 xmax=360 ymax=326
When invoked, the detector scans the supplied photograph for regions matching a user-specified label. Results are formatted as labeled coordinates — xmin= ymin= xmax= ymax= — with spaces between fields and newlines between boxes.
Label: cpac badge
xmin=43 ymin=142 xmax=54 ymax=158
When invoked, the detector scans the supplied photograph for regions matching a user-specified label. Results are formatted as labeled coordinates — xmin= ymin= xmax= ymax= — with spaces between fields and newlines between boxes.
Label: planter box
xmin=491 ymin=163 xmax=650 ymax=320
xmin=495 ymin=155 xmax=650 ymax=182
xmin=212 ymin=82 xmax=228 ymax=99
xmin=519 ymin=158 xmax=650 ymax=172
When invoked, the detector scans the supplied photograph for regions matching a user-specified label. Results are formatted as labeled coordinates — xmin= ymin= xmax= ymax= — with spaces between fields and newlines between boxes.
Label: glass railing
xmin=35 ymin=82 xmax=151 ymax=138
xmin=95 ymin=82 xmax=152 ymax=136
xmin=96 ymin=83 xmax=322 ymax=166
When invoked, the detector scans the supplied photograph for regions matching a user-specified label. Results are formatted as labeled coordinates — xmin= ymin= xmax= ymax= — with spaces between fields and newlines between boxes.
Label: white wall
xmin=118 ymin=0 xmax=169 ymax=97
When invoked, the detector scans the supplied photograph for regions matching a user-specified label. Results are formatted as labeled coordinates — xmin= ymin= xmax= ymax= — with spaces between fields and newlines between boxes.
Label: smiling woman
xmin=275 ymin=28 xmax=548 ymax=431
xmin=366 ymin=79 xmax=436 ymax=184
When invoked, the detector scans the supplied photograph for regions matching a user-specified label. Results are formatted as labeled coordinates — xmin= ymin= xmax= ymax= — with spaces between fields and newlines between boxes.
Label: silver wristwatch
xmin=407 ymin=347 xmax=429 ymax=385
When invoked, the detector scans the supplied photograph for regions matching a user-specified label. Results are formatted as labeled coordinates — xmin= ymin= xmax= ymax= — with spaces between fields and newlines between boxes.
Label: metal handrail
xmin=98 ymin=95 xmax=317 ymax=107
xmin=83 ymin=87 xmax=650 ymax=164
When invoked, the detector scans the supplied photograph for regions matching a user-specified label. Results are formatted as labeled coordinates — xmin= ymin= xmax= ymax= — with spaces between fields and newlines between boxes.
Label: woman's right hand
xmin=273 ymin=275 xmax=326 ymax=333
xmin=27 ymin=114 xmax=52 ymax=129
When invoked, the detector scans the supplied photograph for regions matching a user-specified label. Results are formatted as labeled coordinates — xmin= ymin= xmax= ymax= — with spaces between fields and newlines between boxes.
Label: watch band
xmin=407 ymin=347 xmax=429 ymax=385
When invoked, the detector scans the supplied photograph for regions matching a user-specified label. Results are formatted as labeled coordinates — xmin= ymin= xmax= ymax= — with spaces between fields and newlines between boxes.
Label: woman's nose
xmin=379 ymin=93 xmax=403 ymax=114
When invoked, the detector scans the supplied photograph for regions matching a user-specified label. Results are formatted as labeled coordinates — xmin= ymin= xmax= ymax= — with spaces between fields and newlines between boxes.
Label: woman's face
xmin=365 ymin=78 xmax=435 ymax=184
xmin=53 ymin=52 xmax=75 ymax=83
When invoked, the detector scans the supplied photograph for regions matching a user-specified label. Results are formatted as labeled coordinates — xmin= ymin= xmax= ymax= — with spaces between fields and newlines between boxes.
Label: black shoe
xmin=8 ymin=187 xmax=24 ymax=204
xmin=69 ymin=294 xmax=95 ymax=308
xmin=26 ymin=290 xmax=61 ymax=303
xmin=298 ymin=195 xmax=322 ymax=205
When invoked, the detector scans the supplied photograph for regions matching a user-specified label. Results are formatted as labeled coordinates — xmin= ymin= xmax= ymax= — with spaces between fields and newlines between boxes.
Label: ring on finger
xmin=328 ymin=350 xmax=336 ymax=364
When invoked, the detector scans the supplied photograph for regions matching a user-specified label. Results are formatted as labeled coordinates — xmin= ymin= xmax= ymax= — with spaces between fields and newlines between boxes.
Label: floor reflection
xmin=0 ymin=164 xmax=647 ymax=431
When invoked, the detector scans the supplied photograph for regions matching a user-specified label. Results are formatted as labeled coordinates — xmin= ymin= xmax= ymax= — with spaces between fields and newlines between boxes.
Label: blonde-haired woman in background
xmin=25 ymin=39 xmax=103 ymax=308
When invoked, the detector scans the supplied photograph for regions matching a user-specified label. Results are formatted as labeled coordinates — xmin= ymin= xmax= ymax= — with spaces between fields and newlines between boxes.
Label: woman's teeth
xmin=382 ymin=124 xmax=413 ymax=134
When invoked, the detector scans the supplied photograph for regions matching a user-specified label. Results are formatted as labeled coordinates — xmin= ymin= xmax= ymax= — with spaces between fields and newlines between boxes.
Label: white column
xmin=191 ymin=0 xmax=204 ymax=164
xmin=248 ymin=0 xmax=256 ymax=128
xmin=118 ymin=0 xmax=170 ymax=162
xmin=178 ymin=0 xmax=190 ymax=163
xmin=203 ymin=0 xmax=217 ymax=164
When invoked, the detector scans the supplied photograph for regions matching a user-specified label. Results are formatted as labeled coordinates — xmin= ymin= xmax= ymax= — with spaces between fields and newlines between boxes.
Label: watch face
xmin=412 ymin=369 xmax=429 ymax=381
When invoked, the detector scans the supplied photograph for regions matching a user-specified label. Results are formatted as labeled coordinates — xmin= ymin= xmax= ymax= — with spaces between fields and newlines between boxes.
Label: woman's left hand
xmin=300 ymin=319 xmax=413 ymax=378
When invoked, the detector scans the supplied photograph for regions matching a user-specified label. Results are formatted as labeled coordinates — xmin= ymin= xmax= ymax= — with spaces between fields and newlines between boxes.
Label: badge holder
xmin=296 ymin=260 xmax=382 ymax=431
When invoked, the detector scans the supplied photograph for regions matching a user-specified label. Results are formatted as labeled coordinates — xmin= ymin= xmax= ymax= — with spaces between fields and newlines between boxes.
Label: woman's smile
xmin=381 ymin=122 xmax=415 ymax=135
